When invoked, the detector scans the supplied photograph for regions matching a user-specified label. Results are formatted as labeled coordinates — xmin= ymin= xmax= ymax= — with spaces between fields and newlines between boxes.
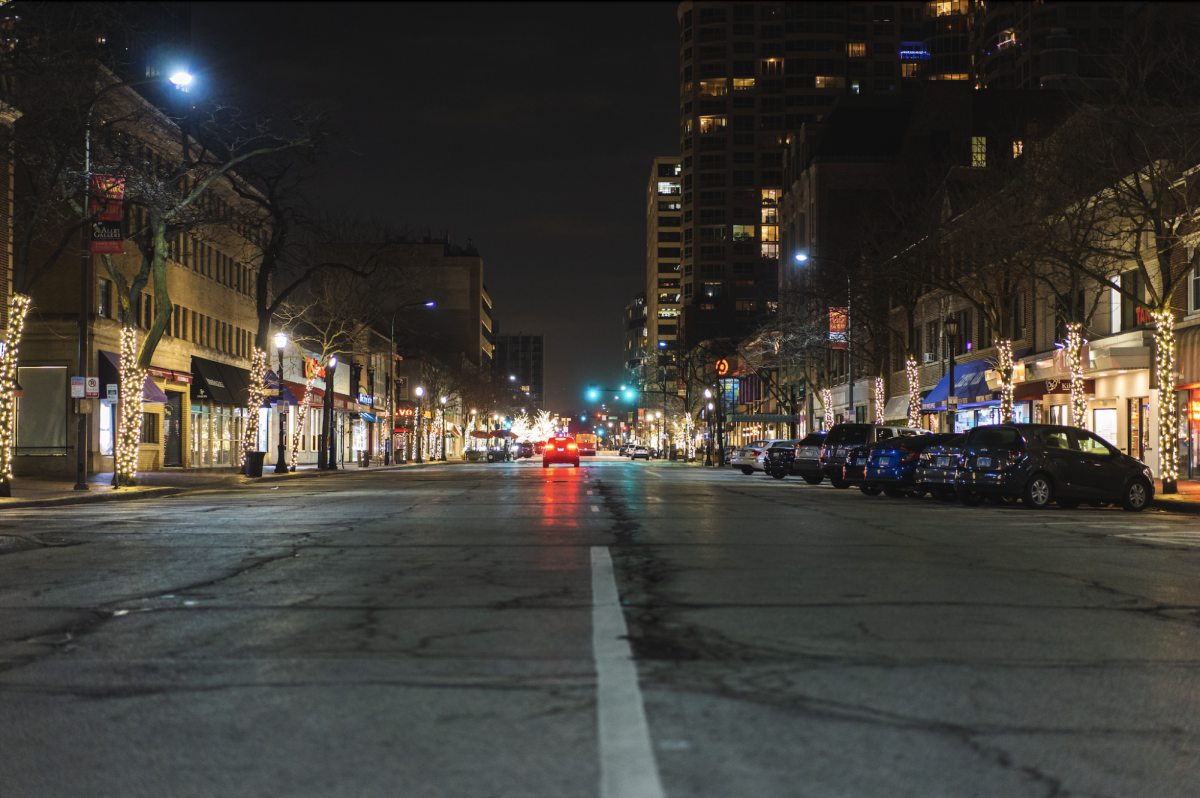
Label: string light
xmin=241 ymin=348 xmax=268 ymax=467
xmin=1153 ymin=309 xmax=1178 ymax=487
xmin=289 ymin=377 xmax=315 ymax=470
xmin=821 ymin=387 xmax=833 ymax=431
xmin=0 ymin=294 xmax=32 ymax=492
xmin=905 ymin=355 xmax=921 ymax=428
xmin=115 ymin=326 xmax=146 ymax=486
xmin=1064 ymin=323 xmax=1087 ymax=428
xmin=874 ymin=377 xmax=885 ymax=425
xmin=996 ymin=339 xmax=1015 ymax=423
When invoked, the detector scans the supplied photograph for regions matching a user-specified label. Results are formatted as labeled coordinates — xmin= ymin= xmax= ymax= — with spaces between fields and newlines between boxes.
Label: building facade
xmin=646 ymin=157 xmax=683 ymax=354
xmin=493 ymin=333 xmax=545 ymax=412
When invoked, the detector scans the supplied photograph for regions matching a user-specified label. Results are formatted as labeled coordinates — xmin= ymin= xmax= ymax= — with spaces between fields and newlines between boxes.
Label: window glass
xmin=876 ymin=428 xmax=893 ymax=440
xmin=1074 ymin=431 xmax=1112 ymax=456
xmin=1041 ymin=430 xmax=1070 ymax=450
xmin=827 ymin=426 xmax=869 ymax=445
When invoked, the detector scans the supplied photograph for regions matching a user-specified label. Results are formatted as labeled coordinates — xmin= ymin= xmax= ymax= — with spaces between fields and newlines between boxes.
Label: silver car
xmin=731 ymin=439 xmax=788 ymax=475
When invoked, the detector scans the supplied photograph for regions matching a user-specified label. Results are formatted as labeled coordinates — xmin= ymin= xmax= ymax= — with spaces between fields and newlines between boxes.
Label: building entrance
xmin=164 ymin=391 xmax=184 ymax=467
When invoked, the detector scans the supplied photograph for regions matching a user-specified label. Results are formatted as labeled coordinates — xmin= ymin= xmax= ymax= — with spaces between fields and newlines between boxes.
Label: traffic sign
xmin=70 ymin=377 xmax=85 ymax=398
xmin=85 ymin=377 xmax=99 ymax=398
xmin=107 ymin=384 xmax=119 ymax=402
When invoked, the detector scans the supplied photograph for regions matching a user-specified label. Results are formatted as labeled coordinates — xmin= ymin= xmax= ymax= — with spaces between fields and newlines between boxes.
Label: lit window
xmin=658 ymin=181 xmax=682 ymax=196
xmin=761 ymin=206 xmax=777 ymax=224
xmin=703 ymin=282 xmax=723 ymax=297
xmin=760 ymin=225 xmax=779 ymax=242
xmin=971 ymin=136 xmax=987 ymax=167
xmin=699 ymin=116 xmax=727 ymax=134
xmin=761 ymin=189 xmax=780 ymax=205
xmin=699 ymin=79 xmax=728 ymax=96
xmin=732 ymin=224 xmax=755 ymax=241
xmin=733 ymin=78 xmax=755 ymax=91
xmin=847 ymin=42 xmax=866 ymax=57
xmin=902 ymin=63 xmax=920 ymax=78
xmin=1013 ymin=140 xmax=1024 ymax=158
xmin=815 ymin=75 xmax=845 ymax=89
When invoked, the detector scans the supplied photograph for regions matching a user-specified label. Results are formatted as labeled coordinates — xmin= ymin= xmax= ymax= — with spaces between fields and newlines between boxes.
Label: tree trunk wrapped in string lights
xmin=821 ymin=387 xmax=833 ymax=431
xmin=905 ymin=355 xmax=921 ymax=429
xmin=996 ymin=340 xmax=1016 ymax=423
xmin=288 ymin=379 xmax=314 ymax=470
xmin=240 ymin=348 xmax=268 ymax=467
xmin=115 ymin=327 xmax=147 ymax=487
xmin=874 ymin=377 xmax=885 ymax=425
xmin=1064 ymin=323 xmax=1088 ymax=428
xmin=1152 ymin=309 xmax=1178 ymax=492
xmin=0 ymin=294 xmax=32 ymax=497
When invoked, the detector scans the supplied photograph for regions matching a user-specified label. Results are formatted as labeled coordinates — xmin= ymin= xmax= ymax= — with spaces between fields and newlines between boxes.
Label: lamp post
xmin=796 ymin=251 xmax=853 ymax=421
xmin=440 ymin=396 xmax=448 ymax=461
xmin=274 ymin=332 xmax=289 ymax=473
xmin=704 ymin=389 xmax=714 ymax=466
xmin=944 ymin=315 xmax=960 ymax=432
xmin=324 ymin=355 xmax=338 ymax=469
xmin=415 ymin=386 xmax=425 ymax=463
xmin=384 ymin=300 xmax=435 ymax=465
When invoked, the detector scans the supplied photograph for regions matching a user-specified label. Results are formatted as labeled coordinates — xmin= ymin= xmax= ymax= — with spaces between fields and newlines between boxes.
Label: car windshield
xmin=798 ymin=433 xmax=826 ymax=446
xmin=826 ymin=426 xmax=869 ymax=445
xmin=966 ymin=426 xmax=1023 ymax=446
xmin=748 ymin=440 xmax=770 ymax=448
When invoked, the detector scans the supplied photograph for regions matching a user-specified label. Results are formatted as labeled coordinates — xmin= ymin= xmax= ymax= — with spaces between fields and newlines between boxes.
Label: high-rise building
xmin=646 ymin=157 xmax=683 ymax=355
xmin=675 ymin=0 xmax=927 ymax=346
xmin=493 ymin=333 xmax=545 ymax=411
xmin=624 ymin=292 xmax=648 ymax=374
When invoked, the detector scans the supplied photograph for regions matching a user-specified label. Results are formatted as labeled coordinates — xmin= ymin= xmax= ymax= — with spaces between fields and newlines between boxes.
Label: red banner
xmin=89 ymin=175 xmax=125 ymax=254
xmin=304 ymin=357 xmax=326 ymax=379
xmin=829 ymin=307 xmax=848 ymax=350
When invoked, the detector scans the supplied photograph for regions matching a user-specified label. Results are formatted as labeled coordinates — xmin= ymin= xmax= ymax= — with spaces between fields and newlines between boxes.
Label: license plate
xmin=977 ymin=456 xmax=991 ymax=467
xmin=771 ymin=452 xmax=780 ymax=459
xmin=856 ymin=457 xmax=867 ymax=465
xmin=878 ymin=456 xmax=891 ymax=466
xmin=937 ymin=456 xmax=950 ymax=468
xmin=838 ymin=447 xmax=846 ymax=456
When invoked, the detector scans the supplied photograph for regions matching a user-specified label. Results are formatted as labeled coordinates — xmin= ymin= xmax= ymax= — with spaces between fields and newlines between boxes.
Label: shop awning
xmin=98 ymin=350 xmax=169 ymax=403
xmin=360 ymin=412 xmax=380 ymax=423
xmin=922 ymin=353 xmax=1026 ymax=410
xmin=1177 ymin=324 xmax=1200 ymax=388
xmin=882 ymin=395 xmax=913 ymax=421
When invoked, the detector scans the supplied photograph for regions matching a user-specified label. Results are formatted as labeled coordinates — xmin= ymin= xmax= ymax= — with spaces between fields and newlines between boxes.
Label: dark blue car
xmin=864 ymin=433 xmax=958 ymax=498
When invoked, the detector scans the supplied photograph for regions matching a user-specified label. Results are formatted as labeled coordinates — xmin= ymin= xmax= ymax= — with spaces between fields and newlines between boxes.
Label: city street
xmin=3 ymin=455 xmax=1200 ymax=797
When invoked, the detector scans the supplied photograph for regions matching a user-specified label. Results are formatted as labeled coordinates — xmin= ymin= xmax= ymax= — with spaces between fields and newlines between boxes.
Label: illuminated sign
xmin=357 ymin=392 xmax=373 ymax=406
xmin=829 ymin=307 xmax=848 ymax=349
xmin=715 ymin=358 xmax=730 ymax=376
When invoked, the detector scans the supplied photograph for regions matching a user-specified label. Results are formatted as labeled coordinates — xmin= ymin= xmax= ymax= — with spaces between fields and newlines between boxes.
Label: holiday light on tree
xmin=115 ymin=327 xmax=147 ymax=486
xmin=241 ymin=348 xmax=268 ymax=467
xmin=0 ymin=294 xmax=32 ymax=494
xmin=532 ymin=409 xmax=556 ymax=442
xmin=996 ymin=340 xmax=1015 ymax=423
xmin=1064 ymin=323 xmax=1087 ymax=428
xmin=1153 ymin=309 xmax=1178 ymax=488
xmin=905 ymin=355 xmax=920 ymax=428
xmin=288 ymin=378 xmax=315 ymax=470
xmin=874 ymin=377 xmax=885 ymax=425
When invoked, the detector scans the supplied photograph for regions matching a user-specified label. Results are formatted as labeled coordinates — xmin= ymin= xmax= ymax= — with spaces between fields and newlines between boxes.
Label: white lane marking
xmin=588 ymin=491 xmax=593 ymax=495
xmin=591 ymin=546 xmax=665 ymax=798
xmin=591 ymin=505 xmax=600 ymax=512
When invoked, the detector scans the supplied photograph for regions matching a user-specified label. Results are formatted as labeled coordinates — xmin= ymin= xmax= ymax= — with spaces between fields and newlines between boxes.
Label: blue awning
xmin=360 ymin=412 xmax=380 ymax=423
xmin=922 ymin=352 xmax=1028 ymax=411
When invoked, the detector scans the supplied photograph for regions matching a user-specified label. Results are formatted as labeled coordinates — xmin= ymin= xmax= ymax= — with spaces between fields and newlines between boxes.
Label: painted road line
xmin=591 ymin=546 xmax=665 ymax=798
xmin=591 ymin=505 xmax=600 ymax=512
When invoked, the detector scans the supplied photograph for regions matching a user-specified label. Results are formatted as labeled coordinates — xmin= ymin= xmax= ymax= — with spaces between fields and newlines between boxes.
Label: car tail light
xmin=1003 ymin=450 xmax=1024 ymax=469
xmin=751 ymin=449 xmax=761 ymax=456
xmin=900 ymin=447 xmax=920 ymax=463
xmin=567 ymin=443 xmax=578 ymax=450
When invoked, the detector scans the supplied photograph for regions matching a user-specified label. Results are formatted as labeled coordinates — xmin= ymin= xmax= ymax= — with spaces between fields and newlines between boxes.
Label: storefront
xmin=190 ymin=356 xmax=251 ymax=468
xmin=1174 ymin=323 xmax=1200 ymax=479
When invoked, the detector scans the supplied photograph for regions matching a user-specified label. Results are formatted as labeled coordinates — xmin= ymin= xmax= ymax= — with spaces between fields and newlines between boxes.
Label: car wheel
xmin=958 ymin=489 xmax=985 ymax=506
xmin=770 ymin=471 xmax=786 ymax=480
xmin=802 ymin=474 xmax=823 ymax=485
xmin=860 ymin=485 xmax=882 ymax=496
xmin=883 ymin=487 xmax=907 ymax=499
xmin=830 ymin=476 xmax=849 ymax=489
xmin=1023 ymin=473 xmax=1053 ymax=509
xmin=1121 ymin=479 xmax=1152 ymax=512
xmin=740 ymin=467 xmax=754 ymax=475
xmin=1057 ymin=498 xmax=1080 ymax=509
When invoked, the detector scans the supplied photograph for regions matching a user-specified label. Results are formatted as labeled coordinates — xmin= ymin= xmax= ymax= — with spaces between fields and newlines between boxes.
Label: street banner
xmin=829 ymin=307 xmax=848 ymax=349
xmin=90 ymin=175 xmax=124 ymax=221
xmin=90 ymin=220 xmax=124 ymax=253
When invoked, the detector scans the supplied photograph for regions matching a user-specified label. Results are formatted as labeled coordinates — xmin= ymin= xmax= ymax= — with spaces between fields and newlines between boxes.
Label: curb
xmin=0 ymin=486 xmax=187 ymax=510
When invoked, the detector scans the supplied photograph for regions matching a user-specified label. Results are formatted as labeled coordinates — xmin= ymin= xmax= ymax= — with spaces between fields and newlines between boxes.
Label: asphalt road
xmin=2 ymin=455 xmax=1199 ymax=797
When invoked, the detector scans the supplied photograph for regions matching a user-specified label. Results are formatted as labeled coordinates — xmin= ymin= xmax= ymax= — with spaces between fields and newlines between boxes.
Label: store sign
xmin=357 ymin=392 xmax=373 ymax=406
xmin=715 ymin=358 xmax=730 ymax=376
xmin=829 ymin=307 xmax=848 ymax=349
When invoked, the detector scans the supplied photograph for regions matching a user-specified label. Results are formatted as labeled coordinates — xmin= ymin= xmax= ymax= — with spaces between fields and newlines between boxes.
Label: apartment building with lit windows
xmin=645 ymin=157 xmax=683 ymax=355
xmin=624 ymin=293 xmax=648 ymax=374
xmin=675 ymin=0 xmax=928 ymax=345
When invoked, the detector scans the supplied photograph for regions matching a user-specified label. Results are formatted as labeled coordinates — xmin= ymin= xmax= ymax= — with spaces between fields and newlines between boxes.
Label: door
xmin=163 ymin=391 xmax=184 ymax=467
xmin=1040 ymin=428 xmax=1083 ymax=498
xmin=1128 ymin=397 xmax=1149 ymax=461
xmin=1070 ymin=429 xmax=1126 ymax=499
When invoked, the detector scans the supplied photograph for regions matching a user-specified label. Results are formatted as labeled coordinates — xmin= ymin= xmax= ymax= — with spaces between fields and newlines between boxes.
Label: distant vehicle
xmin=534 ymin=442 xmax=546 ymax=455
xmin=820 ymin=423 xmax=925 ymax=489
xmin=575 ymin=433 xmax=598 ymax=456
xmin=732 ymin=440 xmax=786 ymax=475
xmin=630 ymin=445 xmax=650 ymax=461
xmin=790 ymin=432 xmax=829 ymax=484
xmin=543 ymin=436 xmax=580 ymax=469
xmin=765 ymin=433 xmax=825 ymax=480
xmin=515 ymin=441 xmax=534 ymax=459
xmin=863 ymin=432 xmax=961 ymax=497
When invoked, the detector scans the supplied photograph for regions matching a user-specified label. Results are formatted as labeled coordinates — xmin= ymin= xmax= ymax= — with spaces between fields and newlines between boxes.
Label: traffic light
xmin=588 ymin=390 xmax=598 ymax=399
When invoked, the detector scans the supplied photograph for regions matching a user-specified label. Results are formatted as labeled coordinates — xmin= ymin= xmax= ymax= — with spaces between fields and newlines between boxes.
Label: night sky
xmin=192 ymin=2 xmax=680 ymax=413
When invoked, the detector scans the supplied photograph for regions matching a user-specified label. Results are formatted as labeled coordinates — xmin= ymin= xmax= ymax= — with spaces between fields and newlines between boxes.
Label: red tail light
xmin=567 ymin=443 xmax=578 ymax=450
xmin=900 ymin=447 xmax=920 ymax=463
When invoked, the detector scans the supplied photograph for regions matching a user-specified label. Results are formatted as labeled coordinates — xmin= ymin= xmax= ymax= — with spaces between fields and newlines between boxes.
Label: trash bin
xmin=245 ymin=451 xmax=266 ymax=478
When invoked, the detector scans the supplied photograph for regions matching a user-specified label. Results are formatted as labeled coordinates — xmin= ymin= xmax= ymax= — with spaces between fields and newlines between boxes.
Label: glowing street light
xmin=169 ymin=71 xmax=193 ymax=87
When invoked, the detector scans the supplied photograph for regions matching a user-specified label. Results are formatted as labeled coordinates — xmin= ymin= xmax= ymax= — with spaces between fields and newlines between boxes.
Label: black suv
xmin=955 ymin=424 xmax=1154 ymax=511
xmin=764 ymin=434 xmax=822 ymax=479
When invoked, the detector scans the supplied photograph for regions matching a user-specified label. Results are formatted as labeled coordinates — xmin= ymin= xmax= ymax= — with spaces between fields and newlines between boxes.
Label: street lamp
xmin=417 ymin=384 xmax=427 ymax=460
xmin=385 ymin=301 xmax=435 ymax=465
xmin=439 ymin=396 xmax=448 ymax=461
xmin=273 ymin=332 xmax=289 ymax=473
xmin=795 ymin=251 xmax=853 ymax=422
xmin=944 ymin=315 xmax=960 ymax=430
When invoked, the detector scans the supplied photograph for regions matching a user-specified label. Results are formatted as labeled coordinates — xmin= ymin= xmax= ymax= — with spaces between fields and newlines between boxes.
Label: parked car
xmin=864 ymin=432 xmax=961 ymax=497
xmin=762 ymin=439 xmax=804 ymax=479
xmin=791 ymin=432 xmax=829 ymax=484
xmin=732 ymin=439 xmax=788 ymax=475
xmin=765 ymin=433 xmax=825 ymax=480
xmin=515 ymin=441 xmax=534 ymax=459
xmin=916 ymin=434 xmax=967 ymax=501
xmin=534 ymin=442 xmax=546 ymax=455
xmin=630 ymin=445 xmax=650 ymax=461
xmin=955 ymin=424 xmax=1153 ymax=511
xmin=820 ymin=423 xmax=925 ymax=489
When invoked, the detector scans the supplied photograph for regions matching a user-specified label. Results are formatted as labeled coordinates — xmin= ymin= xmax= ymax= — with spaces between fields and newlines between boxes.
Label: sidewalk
xmin=0 ymin=458 xmax=458 ymax=510
xmin=1151 ymin=478 xmax=1200 ymax=514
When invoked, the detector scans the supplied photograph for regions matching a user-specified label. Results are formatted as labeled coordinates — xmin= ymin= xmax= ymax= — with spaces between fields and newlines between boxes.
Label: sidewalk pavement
xmin=0 ymin=458 xmax=461 ymax=510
